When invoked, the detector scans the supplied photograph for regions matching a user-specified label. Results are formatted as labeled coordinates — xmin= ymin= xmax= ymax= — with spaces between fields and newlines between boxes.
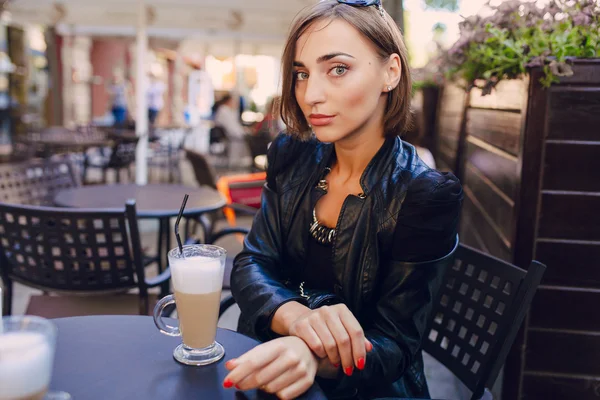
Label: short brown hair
xmin=279 ymin=0 xmax=412 ymax=140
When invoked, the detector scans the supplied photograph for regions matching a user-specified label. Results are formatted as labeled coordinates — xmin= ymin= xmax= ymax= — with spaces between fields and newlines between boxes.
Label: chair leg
xmin=139 ymin=295 xmax=149 ymax=316
xmin=101 ymin=169 xmax=107 ymax=184
xmin=2 ymin=280 xmax=13 ymax=316
xmin=116 ymin=168 xmax=121 ymax=184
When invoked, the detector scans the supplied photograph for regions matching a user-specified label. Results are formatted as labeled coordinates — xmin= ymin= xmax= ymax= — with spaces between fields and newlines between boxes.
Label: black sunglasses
xmin=337 ymin=0 xmax=385 ymax=16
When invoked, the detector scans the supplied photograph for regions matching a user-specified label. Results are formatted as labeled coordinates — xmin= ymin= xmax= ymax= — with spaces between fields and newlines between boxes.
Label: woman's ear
xmin=384 ymin=53 xmax=402 ymax=91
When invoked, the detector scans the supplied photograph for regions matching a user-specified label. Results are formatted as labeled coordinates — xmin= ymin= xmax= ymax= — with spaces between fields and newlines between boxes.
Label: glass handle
xmin=153 ymin=295 xmax=180 ymax=337
xmin=44 ymin=391 xmax=72 ymax=400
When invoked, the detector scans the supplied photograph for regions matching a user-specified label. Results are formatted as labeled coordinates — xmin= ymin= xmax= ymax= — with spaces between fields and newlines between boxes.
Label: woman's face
xmin=294 ymin=18 xmax=396 ymax=144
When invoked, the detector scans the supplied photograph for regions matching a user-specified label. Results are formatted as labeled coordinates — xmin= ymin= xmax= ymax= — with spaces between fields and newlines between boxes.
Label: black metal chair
xmin=184 ymin=148 xmax=258 ymax=242
xmin=423 ymin=244 xmax=546 ymax=400
xmin=83 ymin=135 xmax=139 ymax=184
xmin=0 ymin=200 xmax=170 ymax=317
xmin=0 ymin=158 xmax=80 ymax=206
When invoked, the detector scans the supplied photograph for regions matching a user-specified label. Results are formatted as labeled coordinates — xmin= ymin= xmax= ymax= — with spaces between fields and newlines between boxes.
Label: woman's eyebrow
xmin=293 ymin=52 xmax=355 ymax=67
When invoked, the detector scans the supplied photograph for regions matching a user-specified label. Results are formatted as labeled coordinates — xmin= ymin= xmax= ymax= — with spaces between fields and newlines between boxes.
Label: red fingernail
xmin=345 ymin=367 xmax=353 ymax=376
xmin=225 ymin=359 xmax=236 ymax=369
xmin=223 ymin=379 xmax=234 ymax=389
xmin=235 ymin=385 xmax=241 ymax=390
xmin=333 ymin=363 xmax=340 ymax=368
xmin=367 ymin=342 xmax=373 ymax=351
xmin=357 ymin=358 xmax=365 ymax=370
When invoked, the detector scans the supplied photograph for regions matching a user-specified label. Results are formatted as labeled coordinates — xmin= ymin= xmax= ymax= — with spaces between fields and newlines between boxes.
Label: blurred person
xmin=224 ymin=1 xmax=462 ymax=399
xmin=147 ymin=70 xmax=166 ymax=127
xmin=213 ymin=93 xmax=251 ymax=167
xmin=106 ymin=71 xmax=131 ymax=127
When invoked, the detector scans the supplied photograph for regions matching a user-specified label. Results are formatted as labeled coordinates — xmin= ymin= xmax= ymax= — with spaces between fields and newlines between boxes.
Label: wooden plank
xmin=437 ymin=113 xmax=463 ymax=140
xmin=460 ymin=193 xmax=512 ymax=262
xmin=547 ymin=88 xmax=600 ymax=141
xmin=466 ymin=140 xmax=518 ymax=201
xmin=469 ymin=79 xmax=526 ymax=111
xmin=543 ymin=143 xmax=600 ymax=192
xmin=523 ymin=374 xmax=600 ymax=400
xmin=466 ymin=108 xmax=522 ymax=156
xmin=538 ymin=193 xmax=600 ymax=241
xmin=526 ymin=330 xmax=600 ymax=376
xmin=464 ymin=164 xmax=515 ymax=240
xmin=440 ymin=83 xmax=468 ymax=114
xmin=535 ymin=240 xmax=600 ymax=287
xmin=529 ymin=288 xmax=600 ymax=331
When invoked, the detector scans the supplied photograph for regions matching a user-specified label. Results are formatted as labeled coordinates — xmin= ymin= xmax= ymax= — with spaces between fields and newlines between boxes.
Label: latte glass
xmin=153 ymin=244 xmax=226 ymax=366
xmin=0 ymin=316 xmax=71 ymax=400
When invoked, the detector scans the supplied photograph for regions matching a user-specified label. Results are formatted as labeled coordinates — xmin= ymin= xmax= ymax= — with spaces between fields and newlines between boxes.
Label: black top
xmin=301 ymin=171 xmax=462 ymax=294
xmin=50 ymin=315 xmax=326 ymax=400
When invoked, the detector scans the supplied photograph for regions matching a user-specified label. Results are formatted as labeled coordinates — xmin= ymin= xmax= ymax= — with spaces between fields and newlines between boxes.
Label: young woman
xmin=225 ymin=1 xmax=462 ymax=399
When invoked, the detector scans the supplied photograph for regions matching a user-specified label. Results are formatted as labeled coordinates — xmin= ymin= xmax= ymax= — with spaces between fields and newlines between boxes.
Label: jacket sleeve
xmin=335 ymin=170 xmax=463 ymax=390
xmin=230 ymin=133 xmax=307 ymax=342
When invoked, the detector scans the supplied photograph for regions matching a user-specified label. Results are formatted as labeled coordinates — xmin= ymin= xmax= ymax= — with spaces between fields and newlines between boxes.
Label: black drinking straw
xmin=174 ymin=194 xmax=189 ymax=256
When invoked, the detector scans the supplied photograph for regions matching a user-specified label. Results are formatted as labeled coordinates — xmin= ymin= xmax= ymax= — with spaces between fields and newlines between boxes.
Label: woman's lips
xmin=309 ymin=114 xmax=335 ymax=127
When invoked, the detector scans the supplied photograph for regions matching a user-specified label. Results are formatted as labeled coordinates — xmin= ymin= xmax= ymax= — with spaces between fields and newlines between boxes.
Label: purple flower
xmin=525 ymin=56 xmax=545 ymax=68
xmin=572 ymin=12 xmax=592 ymax=26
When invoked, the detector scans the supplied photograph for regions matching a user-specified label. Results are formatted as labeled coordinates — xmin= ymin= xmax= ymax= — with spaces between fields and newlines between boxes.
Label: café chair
xmin=0 ymin=157 xmax=80 ymax=206
xmin=83 ymin=135 xmax=139 ymax=184
xmin=0 ymin=200 xmax=171 ymax=317
xmin=184 ymin=148 xmax=259 ymax=242
xmin=423 ymin=244 xmax=546 ymax=400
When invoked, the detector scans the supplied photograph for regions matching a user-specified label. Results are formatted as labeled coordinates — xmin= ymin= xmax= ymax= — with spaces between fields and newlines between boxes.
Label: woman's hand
xmin=288 ymin=304 xmax=373 ymax=376
xmin=223 ymin=336 xmax=319 ymax=400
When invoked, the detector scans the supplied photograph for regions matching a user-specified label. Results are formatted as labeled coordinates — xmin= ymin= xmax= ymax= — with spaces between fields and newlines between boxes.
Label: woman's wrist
xmin=270 ymin=301 xmax=312 ymax=336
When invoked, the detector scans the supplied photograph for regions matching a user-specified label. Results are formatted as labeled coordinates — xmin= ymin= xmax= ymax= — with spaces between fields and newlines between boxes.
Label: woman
xmin=225 ymin=1 xmax=462 ymax=399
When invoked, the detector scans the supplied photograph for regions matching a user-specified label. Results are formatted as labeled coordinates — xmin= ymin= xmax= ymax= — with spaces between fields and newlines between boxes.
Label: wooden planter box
xmin=434 ymin=59 xmax=600 ymax=400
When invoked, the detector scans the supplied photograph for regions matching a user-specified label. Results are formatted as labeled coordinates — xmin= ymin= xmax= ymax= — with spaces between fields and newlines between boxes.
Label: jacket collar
xmin=316 ymin=136 xmax=399 ymax=196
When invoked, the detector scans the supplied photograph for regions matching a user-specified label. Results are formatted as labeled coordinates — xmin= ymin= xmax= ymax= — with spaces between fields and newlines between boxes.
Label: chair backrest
xmin=0 ymin=200 xmax=146 ymax=295
xmin=423 ymin=244 xmax=546 ymax=400
xmin=0 ymin=158 xmax=80 ymax=206
xmin=185 ymin=149 xmax=218 ymax=189
xmin=107 ymin=136 xmax=139 ymax=168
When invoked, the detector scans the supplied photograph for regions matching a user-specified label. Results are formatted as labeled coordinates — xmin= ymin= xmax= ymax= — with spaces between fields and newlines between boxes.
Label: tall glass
xmin=0 ymin=316 xmax=70 ymax=400
xmin=153 ymin=244 xmax=227 ymax=366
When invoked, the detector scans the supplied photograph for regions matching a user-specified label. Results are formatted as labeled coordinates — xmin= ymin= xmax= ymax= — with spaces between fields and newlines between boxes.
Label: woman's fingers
xmin=260 ymin=363 xmax=307 ymax=395
xmin=339 ymin=308 xmax=367 ymax=370
xmin=309 ymin=314 xmax=341 ymax=366
xmin=275 ymin=375 xmax=317 ymax=400
xmin=223 ymin=342 xmax=281 ymax=387
xmin=323 ymin=312 xmax=354 ymax=375
xmin=291 ymin=322 xmax=327 ymax=359
xmin=235 ymin=352 xmax=299 ymax=391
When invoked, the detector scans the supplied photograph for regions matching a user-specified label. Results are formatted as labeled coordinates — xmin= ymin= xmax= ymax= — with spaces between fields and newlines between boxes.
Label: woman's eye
xmin=330 ymin=66 xmax=348 ymax=77
xmin=295 ymin=71 xmax=309 ymax=81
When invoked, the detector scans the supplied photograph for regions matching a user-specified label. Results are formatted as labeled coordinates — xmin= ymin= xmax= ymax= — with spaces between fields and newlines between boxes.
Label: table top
xmin=54 ymin=184 xmax=226 ymax=218
xmin=50 ymin=316 xmax=325 ymax=400
xmin=27 ymin=132 xmax=109 ymax=148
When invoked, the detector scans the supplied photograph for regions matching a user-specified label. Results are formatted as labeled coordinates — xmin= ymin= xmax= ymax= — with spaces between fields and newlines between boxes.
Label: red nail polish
xmin=235 ymin=385 xmax=241 ymax=390
xmin=225 ymin=360 xmax=236 ymax=369
xmin=333 ymin=363 xmax=340 ymax=368
xmin=357 ymin=358 xmax=365 ymax=370
xmin=345 ymin=367 xmax=353 ymax=376
xmin=223 ymin=380 xmax=234 ymax=389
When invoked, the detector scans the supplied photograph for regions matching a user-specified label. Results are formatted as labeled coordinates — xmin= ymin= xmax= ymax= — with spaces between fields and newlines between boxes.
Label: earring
xmin=387 ymin=85 xmax=393 ymax=91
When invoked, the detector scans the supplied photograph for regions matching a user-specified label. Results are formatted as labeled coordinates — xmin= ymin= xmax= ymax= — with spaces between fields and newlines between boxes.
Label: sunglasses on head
xmin=337 ymin=0 xmax=385 ymax=16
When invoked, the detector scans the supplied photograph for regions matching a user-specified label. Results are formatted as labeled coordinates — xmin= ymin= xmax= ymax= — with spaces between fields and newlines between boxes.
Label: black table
xmin=54 ymin=184 xmax=226 ymax=294
xmin=50 ymin=316 xmax=326 ymax=400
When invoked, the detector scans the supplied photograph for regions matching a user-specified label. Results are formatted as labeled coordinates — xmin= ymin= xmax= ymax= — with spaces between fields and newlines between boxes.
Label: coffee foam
xmin=171 ymin=256 xmax=224 ymax=294
xmin=0 ymin=332 xmax=52 ymax=399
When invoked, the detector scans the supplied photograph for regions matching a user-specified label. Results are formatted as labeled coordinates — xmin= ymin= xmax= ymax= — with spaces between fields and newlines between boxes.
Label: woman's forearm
xmin=270 ymin=301 xmax=311 ymax=336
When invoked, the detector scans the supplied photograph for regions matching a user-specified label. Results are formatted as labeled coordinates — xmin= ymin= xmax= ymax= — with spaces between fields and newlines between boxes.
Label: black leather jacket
xmin=231 ymin=133 xmax=462 ymax=399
